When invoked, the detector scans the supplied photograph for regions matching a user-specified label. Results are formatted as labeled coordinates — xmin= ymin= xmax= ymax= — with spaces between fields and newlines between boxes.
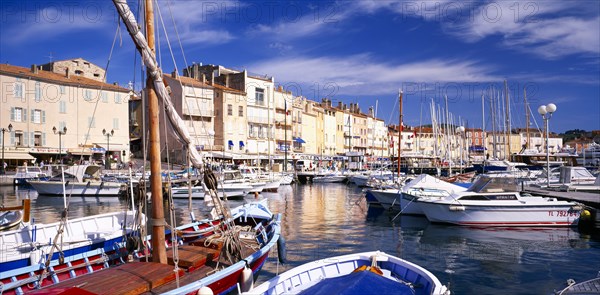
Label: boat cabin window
xmin=458 ymin=194 xmax=518 ymax=201
xmin=467 ymin=176 xmax=519 ymax=193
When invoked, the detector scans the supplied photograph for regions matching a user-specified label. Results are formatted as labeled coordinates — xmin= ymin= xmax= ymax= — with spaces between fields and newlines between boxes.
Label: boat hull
xmin=247 ymin=251 xmax=448 ymax=295
xmin=417 ymin=201 xmax=581 ymax=226
xmin=28 ymin=180 xmax=124 ymax=196
xmin=367 ymin=189 xmax=424 ymax=215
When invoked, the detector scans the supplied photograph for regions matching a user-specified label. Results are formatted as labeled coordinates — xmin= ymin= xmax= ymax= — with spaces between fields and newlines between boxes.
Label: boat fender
xmin=239 ymin=265 xmax=254 ymax=292
xmin=29 ymin=250 xmax=41 ymax=265
xmin=196 ymin=286 xmax=213 ymax=295
xmin=277 ymin=236 xmax=287 ymax=264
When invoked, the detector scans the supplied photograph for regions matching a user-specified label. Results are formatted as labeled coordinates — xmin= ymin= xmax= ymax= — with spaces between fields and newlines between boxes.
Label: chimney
xmin=171 ymin=70 xmax=178 ymax=78
xmin=337 ymin=101 xmax=343 ymax=109
xmin=66 ymin=68 xmax=70 ymax=78
xmin=30 ymin=64 xmax=38 ymax=74
xmin=201 ymin=73 xmax=206 ymax=83
xmin=225 ymin=75 xmax=230 ymax=87
xmin=369 ymin=106 xmax=374 ymax=117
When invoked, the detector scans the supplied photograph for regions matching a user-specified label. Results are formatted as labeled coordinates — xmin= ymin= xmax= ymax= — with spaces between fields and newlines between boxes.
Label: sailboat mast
xmin=504 ymin=80 xmax=511 ymax=158
xmin=397 ymin=90 xmax=403 ymax=177
xmin=524 ymin=87 xmax=530 ymax=148
xmin=145 ymin=0 xmax=167 ymax=264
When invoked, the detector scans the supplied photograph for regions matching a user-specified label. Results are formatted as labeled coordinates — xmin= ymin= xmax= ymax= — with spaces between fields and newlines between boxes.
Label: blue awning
xmin=228 ymin=140 xmax=234 ymax=146
xmin=469 ymin=146 xmax=486 ymax=152
xmin=293 ymin=137 xmax=306 ymax=144
xmin=239 ymin=141 xmax=245 ymax=147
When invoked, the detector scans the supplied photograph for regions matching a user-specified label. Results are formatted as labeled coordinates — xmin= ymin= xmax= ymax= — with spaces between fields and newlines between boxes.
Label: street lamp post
xmin=455 ymin=126 xmax=465 ymax=174
xmin=103 ymin=129 xmax=114 ymax=170
xmin=1 ymin=124 xmax=13 ymax=175
xmin=53 ymin=126 xmax=67 ymax=164
xmin=537 ymin=103 xmax=557 ymax=187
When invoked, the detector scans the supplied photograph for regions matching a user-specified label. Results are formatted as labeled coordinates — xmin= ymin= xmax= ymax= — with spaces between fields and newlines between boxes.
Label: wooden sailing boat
xmin=19 ymin=1 xmax=282 ymax=294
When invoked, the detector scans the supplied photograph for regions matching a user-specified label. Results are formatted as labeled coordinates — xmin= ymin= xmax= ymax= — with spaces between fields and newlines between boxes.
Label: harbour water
xmin=2 ymin=183 xmax=599 ymax=294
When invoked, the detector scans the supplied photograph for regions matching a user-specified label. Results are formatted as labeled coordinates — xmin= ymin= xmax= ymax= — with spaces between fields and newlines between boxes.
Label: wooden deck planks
xmin=32 ymin=262 xmax=184 ymax=295
xmin=166 ymin=245 xmax=220 ymax=269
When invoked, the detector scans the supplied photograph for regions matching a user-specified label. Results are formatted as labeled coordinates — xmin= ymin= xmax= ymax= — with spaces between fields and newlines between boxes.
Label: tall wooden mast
xmin=146 ymin=0 xmax=167 ymax=264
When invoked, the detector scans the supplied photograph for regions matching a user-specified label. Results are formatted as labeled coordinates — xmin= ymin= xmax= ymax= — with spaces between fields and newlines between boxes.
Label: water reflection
xmin=1 ymin=183 xmax=598 ymax=295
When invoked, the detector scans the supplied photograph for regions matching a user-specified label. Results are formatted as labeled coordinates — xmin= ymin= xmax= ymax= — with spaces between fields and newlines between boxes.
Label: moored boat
xmin=246 ymin=251 xmax=450 ymax=295
xmin=416 ymin=175 xmax=583 ymax=226
xmin=28 ymin=165 xmax=125 ymax=196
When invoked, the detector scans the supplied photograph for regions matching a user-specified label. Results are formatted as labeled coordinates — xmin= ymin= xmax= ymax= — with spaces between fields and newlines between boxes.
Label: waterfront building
xmin=320 ymin=99 xmax=338 ymax=156
xmin=273 ymin=86 xmax=292 ymax=156
xmin=0 ymin=62 xmax=131 ymax=168
xmin=184 ymin=64 xmax=274 ymax=157
xmin=300 ymin=99 xmax=319 ymax=155
xmin=162 ymin=73 xmax=215 ymax=163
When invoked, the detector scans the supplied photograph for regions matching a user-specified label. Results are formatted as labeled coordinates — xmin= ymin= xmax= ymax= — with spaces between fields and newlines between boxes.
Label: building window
xmin=35 ymin=82 xmax=41 ymax=102
xmin=84 ymin=89 xmax=92 ymax=101
xmin=59 ymin=101 xmax=67 ymax=113
xmin=238 ymin=106 xmax=243 ymax=117
xmin=115 ymin=93 xmax=121 ymax=103
xmin=14 ymin=80 xmax=23 ymax=98
xmin=34 ymin=133 xmax=42 ymax=147
xmin=249 ymin=125 xmax=255 ymax=137
xmin=102 ymin=92 xmax=108 ymax=103
xmin=475 ymin=138 xmax=479 ymax=145
xmin=113 ymin=118 xmax=119 ymax=130
xmin=59 ymin=85 xmax=65 ymax=94
xmin=11 ymin=107 xmax=24 ymax=122
xmin=59 ymin=121 xmax=66 ymax=130
xmin=14 ymin=132 xmax=23 ymax=147
xmin=32 ymin=109 xmax=43 ymax=124
xmin=227 ymin=104 xmax=233 ymax=116
xmin=88 ymin=117 xmax=96 ymax=128
xmin=255 ymin=88 xmax=264 ymax=106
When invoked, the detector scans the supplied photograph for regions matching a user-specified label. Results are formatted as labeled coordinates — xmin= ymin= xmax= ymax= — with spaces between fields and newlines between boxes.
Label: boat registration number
xmin=548 ymin=211 xmax=579 ymax=217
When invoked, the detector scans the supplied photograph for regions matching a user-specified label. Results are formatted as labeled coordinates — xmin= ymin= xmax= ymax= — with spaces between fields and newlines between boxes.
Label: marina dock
xmin=523 ymin=186 xmax=600 ymax=208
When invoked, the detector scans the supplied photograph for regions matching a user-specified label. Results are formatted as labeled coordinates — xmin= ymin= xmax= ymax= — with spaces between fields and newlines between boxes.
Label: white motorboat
xmin=239 ymin=167 xmax=281 ymax=192
xmin=12 ymin=165 xmax=51 ymax=185
xmin=416 ymin=175 xmax=582 ymax=226
xmin=222 ymin=169 xmax=265 ymax=194
xmin=28 ymin=165 xmax=125 ymax=196
xmin=368 ymin=174 xmax=467 ymax=215
xmin=312 ymin=171 xmax=347 ymax=183
xmin=246 ymin=251 xmax=449 ymax=295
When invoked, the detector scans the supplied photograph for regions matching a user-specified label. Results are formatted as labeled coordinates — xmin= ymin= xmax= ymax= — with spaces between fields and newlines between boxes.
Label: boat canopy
xmin=467 ymin=176 xmax=519 ymax=193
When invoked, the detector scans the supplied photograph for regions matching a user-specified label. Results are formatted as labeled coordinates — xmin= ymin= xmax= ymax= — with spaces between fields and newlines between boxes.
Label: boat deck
xmin=557 ymin=276 xmax=600 ymax=294
xmin=29 ymin=237 xmax=241 ymax=295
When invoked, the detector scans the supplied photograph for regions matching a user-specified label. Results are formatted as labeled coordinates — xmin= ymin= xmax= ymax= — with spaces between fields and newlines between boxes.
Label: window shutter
xmin=24 ymin=132 xmax=29 ymax=146
xmin=42 ymin=111 xmax=46 ymax=123
xmin=23 ymin=108 xmax=27 ymax=121
xmin=10 ymin=107 xmax=14 ymax=121
xmin=10 ymin=132 xmax=14 ymax=145
xmin=31 ymin=109 xmax=35 ymax=122
xmin=42 ymin=133 xmax=46 ymax=146
xmin=30 ymin=132 xmax=34 ymax=146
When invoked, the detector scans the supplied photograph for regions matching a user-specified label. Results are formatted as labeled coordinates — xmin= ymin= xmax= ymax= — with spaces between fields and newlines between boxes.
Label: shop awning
xmin=90 ymin=147 xmax=106 ymax=153
xmin=2 ymin=150 xmax=35 ymax=160
xmin=228 ymin=140 xmax=234 ymax=146
xmin=68 ymin=148 xmax=93 ymax=156
xmin=293 ymin=137 xmax=306 ymax=144
xmin=239 ymin=141 xmax=245 ymax=147
xmin=95 ymin=143 xmax=127 ymax=152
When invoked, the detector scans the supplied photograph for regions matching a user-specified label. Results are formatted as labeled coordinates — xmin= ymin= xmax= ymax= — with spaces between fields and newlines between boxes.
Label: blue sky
xmin=1 ymin=0 xmax=598 ymax=133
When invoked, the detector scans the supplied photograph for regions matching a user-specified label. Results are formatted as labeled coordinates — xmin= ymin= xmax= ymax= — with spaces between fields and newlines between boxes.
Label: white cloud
xmin=250 ymin=54 xmax=500 ymax=95
xmin=3 ymin=4 xmax=111 ymax=43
